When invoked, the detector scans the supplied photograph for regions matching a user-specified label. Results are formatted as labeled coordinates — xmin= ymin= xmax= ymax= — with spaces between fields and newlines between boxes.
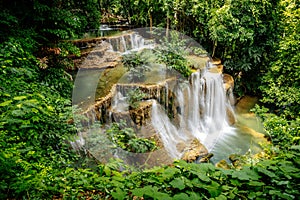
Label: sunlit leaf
xmin=0 ymin=100 xmax=13 ymax=107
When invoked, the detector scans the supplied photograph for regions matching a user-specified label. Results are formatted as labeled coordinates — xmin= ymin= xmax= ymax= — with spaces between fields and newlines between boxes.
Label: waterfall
xmin=72 ymin=29 xmax=241 ymax=165
xmin=151 ymin=69 xmax=233 ymax=159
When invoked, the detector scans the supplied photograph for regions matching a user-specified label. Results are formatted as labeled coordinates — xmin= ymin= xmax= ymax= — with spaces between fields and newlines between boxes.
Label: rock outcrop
xmin=223 ymin=73 xmax=234 ymax=91
xmin=111 ymin=101 xmax=153 ymax=126
xmin=76 ymin=41 xmax=121 ymax=70
xmin=215 ymin=159 xmax=231 ymax=169
xmin=198 ymin=153 xmax=214 ymax=163
xmin=181 ymin=139 xmax=208 ymax=162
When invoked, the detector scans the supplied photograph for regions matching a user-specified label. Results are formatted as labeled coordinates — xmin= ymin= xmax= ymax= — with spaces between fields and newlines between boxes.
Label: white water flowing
xmin=121 ymin=36 xmax=128 ymax=52
xmin=130 ymin=34 xmax=145 ymax=50
xmin=151 ymin=101 xmax=187 ymax=158
xmin=111 ymin=91 xmax=128 ymax=112
xmin=151 ymin=69 xmax=234 ymax=159
xmin=108 ymin=32 xmax=154 ymax=53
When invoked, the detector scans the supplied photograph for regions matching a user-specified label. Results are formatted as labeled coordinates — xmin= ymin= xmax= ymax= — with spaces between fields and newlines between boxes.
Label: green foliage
xmin=0 ymin=10 xmax=19 ymax=42
xmin=0 ymin=40 xmax=38 ymax=81
xmin=207 ymin=0 xmax=278 ymax=95
xmin=155 ymin=31 xmax=192 ymax=77
xmin=35 ymin=0 xmax=100 ymax=40
xmin=106 ymin=120 xmax=157 ymax=153
xmin=259 ymin=0 xmax=300 ymax=119
xmin=0 ymin=0 xmax=101 ymax=43
xmin=58 ymin=42 xmax=81 ymax=58
xmin=122 ymin=51 xmax=151 ymax=82
xmin=122 ymin=154 xmax=300 ymax=199
xmin=0 ymin=31 xmax=77 ymax=199
xmin=252 ymin=105 xmax=300 ymax=147
xmin=1 ymin=0 xmax=300 ymax=199
xmin=126 ymin=88 xmax=147 ymax=109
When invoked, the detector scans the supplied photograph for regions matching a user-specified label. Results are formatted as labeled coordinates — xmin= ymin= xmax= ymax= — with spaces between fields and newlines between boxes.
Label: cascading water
xmin=150 ymin=69 xmax=234 ymax=159
xmin=151 ymin=100 xmax=188 ymax=158
xmin=108 ymin=32 xmax=154 ymax=53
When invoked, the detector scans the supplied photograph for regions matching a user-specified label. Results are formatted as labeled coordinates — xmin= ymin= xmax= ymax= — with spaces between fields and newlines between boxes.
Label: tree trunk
xmin=149 ymin=12 xmax=153 ymax=32
xmin=166 ymin=17 xmax=169 ymax=37
xmin=212 ymin=40 xmax=217 ymax=58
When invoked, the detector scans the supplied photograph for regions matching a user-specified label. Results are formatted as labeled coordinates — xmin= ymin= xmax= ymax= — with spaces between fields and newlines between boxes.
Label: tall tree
xmin=260 ymin=0 xmax=300 ymax=119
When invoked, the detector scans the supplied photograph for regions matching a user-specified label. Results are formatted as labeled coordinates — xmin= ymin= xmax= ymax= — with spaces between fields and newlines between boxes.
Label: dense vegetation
xmin=0 ymin=0 xmax=299 ymax=199
xmin=106 ymin=120 xmax=157 ymax=153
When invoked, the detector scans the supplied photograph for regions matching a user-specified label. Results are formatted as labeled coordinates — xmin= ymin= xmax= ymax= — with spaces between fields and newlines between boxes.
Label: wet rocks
xmin=211 ymin=58 xmax=222 ymax=65
xmin=79 ymin=44 xmax=121 ymax=69
xmin=209 ymin=58 xmax=223 ymax=73
xmin=223 ymin=73 xmax=234 ymax=92
xmin=181 ymin=139 xmax=208 ymax=162
xmin=198 ymin=153 xmax=214 ymax=163
xmin=187 ymin=55 xmax=210 ymax=70
xmin=129 ymin=101 xmax=153 ymax=126
xmin=215 ymin=159 xmax=231 ymax=169
xmin=229 ymin=154 xmax=241 ymax=168
xmin=226 ymin=107 xmax=236 ymax=125
xmin=222 ymin=73 xmax=236 ymax=125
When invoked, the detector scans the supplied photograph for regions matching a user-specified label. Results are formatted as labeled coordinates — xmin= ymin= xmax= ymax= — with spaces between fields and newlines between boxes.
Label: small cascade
xmin=111 ymin=91 xmax=128 ymax=112
xmin=130 ymin=34 xmax=145 ymax=50
xmin=108 ymin=32 xmax=154 ymax=53
xmin=120 ymin=36 xmax=127 ymax=52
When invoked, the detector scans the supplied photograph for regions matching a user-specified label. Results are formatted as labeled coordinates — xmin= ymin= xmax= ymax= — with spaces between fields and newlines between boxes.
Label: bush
xmin=122 ymin=51 xmax=151 ymax=82
xmin=0 ymin=37 xmax=77 ymax=198
xmin=155 ymin=31 xmax=192 ymax=78
xmin=126 ymin=88 xmax=147 ymax=109
xmin=106 ymin=120 xmax=157 ymax=153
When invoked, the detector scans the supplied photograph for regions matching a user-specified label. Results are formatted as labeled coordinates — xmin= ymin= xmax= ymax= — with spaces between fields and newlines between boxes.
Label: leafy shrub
xmin=252 ymin=105 xmax=300 ymax=147
xmin=122 ymin=51 xmax=151 ymax=82
xmin=126 ymin=88 xmax=147 ymax=109
xmin=106 ymin=120 xmax=157 ymax=153
xmin=155 ymin=31 xmax=192 ymax=78
xmin=0 ymin=36 xmax=77 ymax=199
xmin=259 ymin=0 xmax=300 ymax=119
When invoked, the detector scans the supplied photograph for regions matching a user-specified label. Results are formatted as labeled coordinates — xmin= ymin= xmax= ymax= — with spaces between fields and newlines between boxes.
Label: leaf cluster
xmin=126 ymin=88 xmax=147 ymax=109
xmin=0 ymin=36 xmax=77 ymax=199
xmin=122 ymin=51 xmax=151 ymax=82
xmin=106 ymin=120 xmax=157 ymax=153
xmin=259 ymin=0 xmax=300 ymax=119
xmin=155 ymin=31 xmax=192 ymax=78
xmin=0 ymin=0 xmax=101 ymax=43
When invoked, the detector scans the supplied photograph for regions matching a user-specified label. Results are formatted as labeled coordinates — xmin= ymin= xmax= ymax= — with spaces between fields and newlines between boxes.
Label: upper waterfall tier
xmin=108 ymin=32 xmax=155 ymax=53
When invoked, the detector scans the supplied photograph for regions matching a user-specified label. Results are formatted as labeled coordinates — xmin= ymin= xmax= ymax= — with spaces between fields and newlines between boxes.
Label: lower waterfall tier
xmin=72 ymin=65 xmax=240 ymax=166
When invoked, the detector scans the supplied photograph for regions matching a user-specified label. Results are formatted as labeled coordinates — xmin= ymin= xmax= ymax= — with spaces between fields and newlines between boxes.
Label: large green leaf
xmin=0 ymin=100 xmax=12 ymax=107
xmin=232 ymin=167 xmax=260 ymax=181
xmin=170 ymin=177 xmax=185 ymax=190
xmin=173 ymin=193 xmax=189 ymax=200
xmin=111 ymin=188 xmax=127 ymax=200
